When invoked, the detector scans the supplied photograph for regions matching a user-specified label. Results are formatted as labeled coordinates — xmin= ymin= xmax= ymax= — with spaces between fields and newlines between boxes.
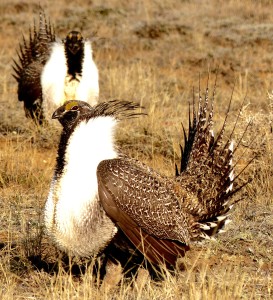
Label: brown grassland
xmin=0 ymin=0 xmax=273 ymax=299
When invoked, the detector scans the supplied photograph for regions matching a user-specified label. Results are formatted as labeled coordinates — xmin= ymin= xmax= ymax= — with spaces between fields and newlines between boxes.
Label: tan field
xmin=0 ymin=0 xmax=272 ymax=299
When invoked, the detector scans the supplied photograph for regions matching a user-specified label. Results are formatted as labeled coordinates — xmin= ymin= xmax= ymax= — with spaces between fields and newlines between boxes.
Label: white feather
xmin=45 ymin=116 xmax=118 ymax=254
xmin=44 ymin=176 xmax=56 ymax=233
xmin=209 ymin=129 xmax=214 ymax=137
xmin=58 ymin=117 xmax=116 ymax=228
xmin=226 ymin=169 xmax=234 ymax=192
xmin=41 ymin=42 xmax=67 ymax=118
xmin=229 ymin=170 xmax=234 ymax=181
xmin=41 ymin=40 xmax=99 ymax=120
xmin=217 ymin=215 xmax=227 ymax=222
xmin=75 ymin=41 xmax=99 ymax=105
xmin=200 ymin=224 xmax=211 ymax=230
xmin=229 ymin=140 xmax=234 ymax=152
xmin=207 ymin=222 xmax=217 ymax=228
xmin=226 ymin=183 xmax=233 ymax=193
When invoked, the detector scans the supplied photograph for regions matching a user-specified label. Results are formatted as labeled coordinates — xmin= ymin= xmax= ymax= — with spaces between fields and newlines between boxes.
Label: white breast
xmin=75 ymin=41 xmax=99 ymax=105
xmin=41 ymin=40 xmax=99 ymax=121
xmin=41 ymin=42 xmax=67 ymax=119
xmin=45 ymin=116 xmax=118 ymax=256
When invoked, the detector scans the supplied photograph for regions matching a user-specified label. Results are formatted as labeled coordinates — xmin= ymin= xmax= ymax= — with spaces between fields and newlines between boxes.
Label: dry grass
xmin=0 ymin=0 xmax=272 ymax=299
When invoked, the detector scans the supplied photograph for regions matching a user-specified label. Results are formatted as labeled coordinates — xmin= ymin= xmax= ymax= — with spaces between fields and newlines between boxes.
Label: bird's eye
xmin=71 ymin=105 xmax=79 ymax=111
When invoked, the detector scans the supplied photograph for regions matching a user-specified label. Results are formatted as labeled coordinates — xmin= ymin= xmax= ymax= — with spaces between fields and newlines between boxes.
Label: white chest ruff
xmin=45 ymin=117 xmax=118 ymax=257
xmin=41 ymin=41 xmax=99 ymax=121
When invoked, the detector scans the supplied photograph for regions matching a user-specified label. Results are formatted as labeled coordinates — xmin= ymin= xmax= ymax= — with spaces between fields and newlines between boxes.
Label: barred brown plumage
xmin=45 ymin=85 xmax=252 ymax=269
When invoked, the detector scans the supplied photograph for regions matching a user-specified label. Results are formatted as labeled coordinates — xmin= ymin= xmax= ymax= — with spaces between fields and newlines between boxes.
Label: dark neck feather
xmin=64 ymin=46 xmax=84 ymax=79
xmin=54 ymin=115 xmax=89 ymax=178
xmin=55 ymin=129 xmax=71 ymax=178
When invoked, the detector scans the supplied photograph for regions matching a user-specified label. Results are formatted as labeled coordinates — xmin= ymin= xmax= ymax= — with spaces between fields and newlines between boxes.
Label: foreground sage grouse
xmin=45 ymin=88 xmax=250 ymax=269
xmin=13 ymin=11 xmax=99 ymax=124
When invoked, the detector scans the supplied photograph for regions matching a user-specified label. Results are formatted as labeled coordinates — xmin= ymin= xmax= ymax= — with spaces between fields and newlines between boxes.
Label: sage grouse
xmin=45 ymin=92 xmax=250 ymax=268
xmin=13 ymin=11 xmax=99 ymax=124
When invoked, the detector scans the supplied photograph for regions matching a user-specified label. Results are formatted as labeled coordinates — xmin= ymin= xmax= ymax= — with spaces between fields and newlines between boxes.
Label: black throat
xmin=55 ymin=129 xmax=71 ymax=179
xmin=64 ymin=45 xmax=84 ymax=79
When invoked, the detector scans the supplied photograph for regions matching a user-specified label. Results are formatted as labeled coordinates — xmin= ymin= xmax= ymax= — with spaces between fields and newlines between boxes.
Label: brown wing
xmin=97 ymin=158 xmax=190 ymax=267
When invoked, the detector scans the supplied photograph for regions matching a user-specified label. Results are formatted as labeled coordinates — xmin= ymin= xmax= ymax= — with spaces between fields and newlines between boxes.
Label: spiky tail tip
xmin=176 ymin=77 xmax=253 ymax=241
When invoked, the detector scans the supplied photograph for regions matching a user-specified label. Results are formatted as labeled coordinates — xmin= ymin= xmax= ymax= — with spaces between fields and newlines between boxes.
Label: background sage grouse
xmin=13 ymin=11 xmax=99 ymax=124
xmin=45 ymin=90 xmax=250 ymax=268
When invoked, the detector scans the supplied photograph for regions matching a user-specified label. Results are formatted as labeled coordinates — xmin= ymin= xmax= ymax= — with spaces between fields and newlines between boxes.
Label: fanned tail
xmin=12 ymin=9 xmax=55 ymax=84
xmin=176 ymin=78 xmax=252 ymax=240
xmin=12 ymin=9 xmax=55 ymax=123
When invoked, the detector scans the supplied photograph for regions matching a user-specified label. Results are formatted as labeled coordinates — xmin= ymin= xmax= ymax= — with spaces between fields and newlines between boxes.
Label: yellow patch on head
xmin=68 ymin=32 xmax=73 ymax=39
xmin=65 ymin=101 xmax=79 ymax=111
xmin=77 ymin=33 xmax=82 ymax=40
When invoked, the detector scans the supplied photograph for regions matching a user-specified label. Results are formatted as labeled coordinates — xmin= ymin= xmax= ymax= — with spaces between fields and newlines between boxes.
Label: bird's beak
xmin=52 ymin=109 xmax=62 ymax=119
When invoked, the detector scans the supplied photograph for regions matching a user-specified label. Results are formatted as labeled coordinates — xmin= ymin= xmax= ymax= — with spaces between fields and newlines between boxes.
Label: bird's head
xmin=52 ymin=100 xmax=145 ymax=129
xmin=52 ymin=100 xmax=92 ymax=128
xmin=64 ymin=31 xmax=84 ymax=55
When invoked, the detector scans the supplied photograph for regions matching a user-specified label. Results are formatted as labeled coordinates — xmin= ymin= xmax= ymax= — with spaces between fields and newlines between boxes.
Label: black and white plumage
xmin=41 ymin=31 xmax=99 ymax=121
xmin=45 ymin=92 xmax=250 ymax=268
xmin=45 ymin=100 xmax=142 ymax=257
xmin=13 ymin=11 xmax=99 ymax=124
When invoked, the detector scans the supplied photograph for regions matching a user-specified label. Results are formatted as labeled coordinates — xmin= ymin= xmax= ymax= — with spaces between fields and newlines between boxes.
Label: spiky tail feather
xmin=175 ymin=77 xmax=252 ymax=240
xmin=12 ymin=9 xmax=55 ymax=85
